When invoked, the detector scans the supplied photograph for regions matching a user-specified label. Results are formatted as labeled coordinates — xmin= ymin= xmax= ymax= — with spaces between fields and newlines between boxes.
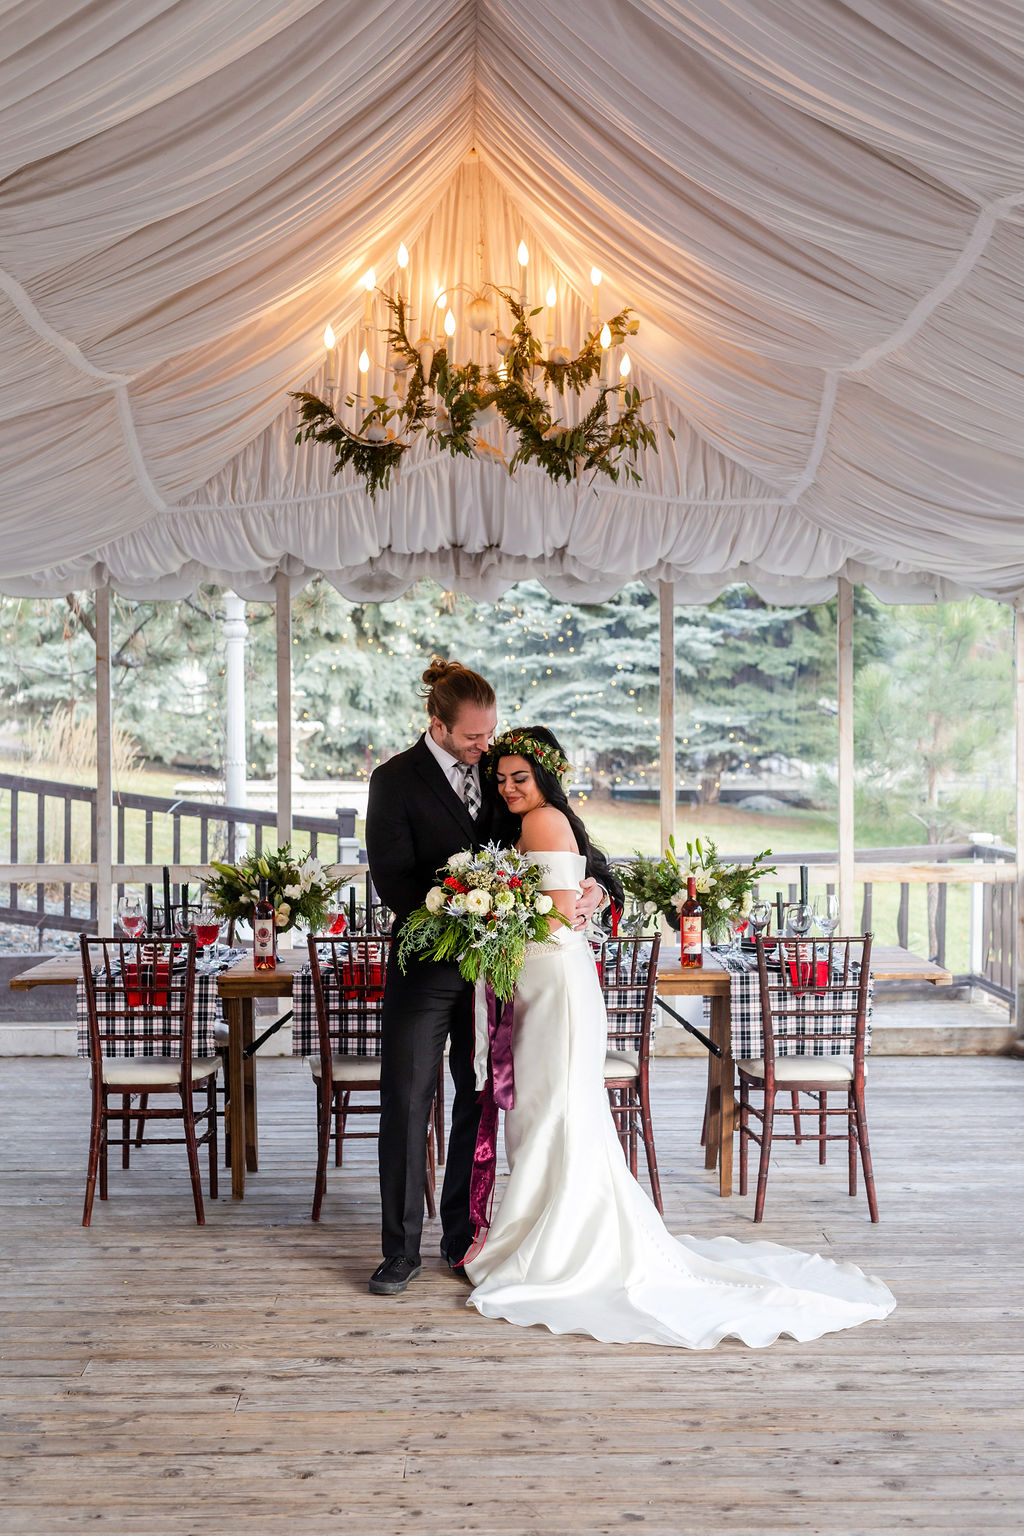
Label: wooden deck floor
xmin=0 ymin=1054 xmax=1021 ymax=1535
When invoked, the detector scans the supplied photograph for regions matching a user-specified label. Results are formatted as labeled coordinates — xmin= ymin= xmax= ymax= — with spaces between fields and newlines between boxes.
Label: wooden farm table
xmin=11 ymin=941 xmax=953 ymax=1203
xmin=654 ymin=942 xmax=952 ymax=1198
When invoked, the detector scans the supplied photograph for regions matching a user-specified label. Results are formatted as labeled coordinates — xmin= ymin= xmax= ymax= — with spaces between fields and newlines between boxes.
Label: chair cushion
xmin=101 ymin=1056 xmax=221 ymax=1087
xmin=308 ymin=1054 xmax=382 ymax=1084
xmin=739 ymin=1055 xmax=862 ymax=1084
xmin=604 ymin=1048 xmax=640 ymax=1080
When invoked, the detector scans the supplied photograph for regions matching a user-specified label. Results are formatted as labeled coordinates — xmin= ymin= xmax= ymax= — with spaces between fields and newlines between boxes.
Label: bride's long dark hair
xmin=485 ymin=725 xmax=624 ymax=910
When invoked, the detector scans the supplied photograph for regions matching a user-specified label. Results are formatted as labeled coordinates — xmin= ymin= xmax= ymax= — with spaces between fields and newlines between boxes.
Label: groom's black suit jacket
xmin=365 ymin=734 xmax=497 ymax=933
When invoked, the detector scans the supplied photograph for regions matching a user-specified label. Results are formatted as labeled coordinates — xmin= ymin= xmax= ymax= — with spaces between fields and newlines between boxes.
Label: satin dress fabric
xmin=464 ymin=851 xmax=896 ymax=1350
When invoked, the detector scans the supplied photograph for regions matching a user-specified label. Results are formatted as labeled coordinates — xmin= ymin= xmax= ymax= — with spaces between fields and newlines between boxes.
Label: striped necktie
xmin=460 ymin=763 xmax=480 ymax=820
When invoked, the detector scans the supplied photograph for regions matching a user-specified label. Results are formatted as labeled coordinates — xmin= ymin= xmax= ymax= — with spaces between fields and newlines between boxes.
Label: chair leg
xmin=638 ymin=1075 xmax=663 ymax=1215
xmin=135 ymin=1093 xmax=148 ymax=1148
xmin=121 ymin=1094 xmax=132 ymax=1168
xmin=82 ymin=1096 xmax=103 ymax=1227
xmin=819 ymin=1091 xmax=828 ymax=1164
xmin=738 ymin=1080 xmax=749 ymax=1197
xmin=99 ymin=1093 xmax=109 ymax=1202
xmin=335 ymin=1090 xmax=348 ymax=1167
xmin=181 ymin=1088 xmax=206 ymax=1226
xmin=853 ymin=1083 xmax=879 ymax=1222
xmin=700 ymin=1067 xmax=710 ymax=1147
xmin=424 ymin=1118 xmax=437 ymax=1220
xmin=791 ymin=1090 xmax=802 ymax=1145
xmin=433 ymin=1065 xmax=446 ymax=1166
xmin=311 ymin=1085 xmax=332 ymax=1222
xmin=753 ymin=1092 xmax=774 ymax=1223
xmin=206 ymin=1075 xmax=218 ymax=1201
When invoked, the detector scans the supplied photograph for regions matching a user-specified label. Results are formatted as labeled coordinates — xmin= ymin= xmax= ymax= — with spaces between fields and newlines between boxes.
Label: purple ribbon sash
xmin=467 ymin=984 xmax=515 ymax=1246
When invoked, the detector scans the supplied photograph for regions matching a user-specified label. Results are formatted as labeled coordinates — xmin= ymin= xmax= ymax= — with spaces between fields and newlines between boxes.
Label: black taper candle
xmin=799 ymin=865 xmax=808 ymax=905
xmin=776 ymin=892 xmax=784 ymax=933
xmin=163 ymin=867 xmax=172 ymax=934
xmin=365 ymin=872 xmax=372 ymax=924
xmin=182 ymin=882 xmax=189 ymax=920
xmin=349 ymin=887 xmax=357 ymax=932
xmin=146 ymin=885 xmax=154 ymax=935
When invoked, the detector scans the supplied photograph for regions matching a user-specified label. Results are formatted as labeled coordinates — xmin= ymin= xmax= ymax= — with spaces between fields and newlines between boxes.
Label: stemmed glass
xmin=117 ymin=894 xmax=146 ymax=939
xmin=814 ymin=893 xmax=840 ymax=938
xmin=193 ymin=904 xmax=222 ymax=974
xmin=748 ymin=901 xmax=772 ymax=942
xmin=325 ymin=903 xmax=349 ymax=936
xmin=785 ymin=902 xmax=814 ymax=937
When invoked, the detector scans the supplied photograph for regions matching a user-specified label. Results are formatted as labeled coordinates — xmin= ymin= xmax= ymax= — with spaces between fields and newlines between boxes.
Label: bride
xmin=462 ymin=726 xmax=895 ymax=1349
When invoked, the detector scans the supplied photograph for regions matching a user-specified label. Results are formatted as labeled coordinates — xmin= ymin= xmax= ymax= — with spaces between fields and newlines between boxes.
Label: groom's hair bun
xmin=421 ymin=655 xmax=496 ymax=727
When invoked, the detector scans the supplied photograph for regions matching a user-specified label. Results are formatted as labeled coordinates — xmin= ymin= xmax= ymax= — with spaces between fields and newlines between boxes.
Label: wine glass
xmin=193 ymin=904 xmax=222 ymax=974
xmin=173 ymin=903 xmax=197 ymax=942
xmin=814 ymin=893 xmax=840 ymax=938
xmin=748 ymin=901 xmax=772 ymax=941
xmin=785 ymin=902 xmax=814 ymax=937
xmin=117 ymin=894 xmax=146 ymax=939
xmin=325 ymin=903 xmax=348 ymax=937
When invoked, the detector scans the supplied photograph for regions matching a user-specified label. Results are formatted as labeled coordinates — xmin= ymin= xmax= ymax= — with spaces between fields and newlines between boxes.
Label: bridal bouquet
xmin=621 ymin=836 xmax=775 ymax=943
xmin=205 ymin=843 xmax=344 ymax=934
xmin=397 ymin=843 xmax=568 ymax=1001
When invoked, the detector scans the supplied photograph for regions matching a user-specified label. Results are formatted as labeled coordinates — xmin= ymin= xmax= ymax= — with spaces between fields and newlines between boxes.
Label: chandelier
xmin=293 ymin=215 xmax=665 ymax=498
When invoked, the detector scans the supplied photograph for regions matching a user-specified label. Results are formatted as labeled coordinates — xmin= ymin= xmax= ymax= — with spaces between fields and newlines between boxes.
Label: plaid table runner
xmin=696 ymin=962 xmax=873 ymax=1060
xmin=291 ymin=959 xmax=386 ymax=1057
xmin=76 ymin=951 xmax=245 ymax=1058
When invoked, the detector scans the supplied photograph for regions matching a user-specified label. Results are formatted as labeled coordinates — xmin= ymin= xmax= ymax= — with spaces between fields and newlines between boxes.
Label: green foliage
xmin=620 ymin=835 xmax=775 ymax=941
xmin=205 ymin=843 xmax=343 ymax=933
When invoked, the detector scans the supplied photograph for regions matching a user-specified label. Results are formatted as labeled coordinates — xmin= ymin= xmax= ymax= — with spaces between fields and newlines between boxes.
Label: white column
xmin=223 ymin=592 xmax=248 ymax=809
xmin=1015 ymin=605 xmax=1024 ymax=1039
xmin=659 ymin=581 xmax=676 ymax=855
xmin=837 ymin=577 xmax=855 ymax=932
xmin=275 ymin=571 xmax=293 ymax=848
xmin=94 ymin=586 xmax=113 ymax=934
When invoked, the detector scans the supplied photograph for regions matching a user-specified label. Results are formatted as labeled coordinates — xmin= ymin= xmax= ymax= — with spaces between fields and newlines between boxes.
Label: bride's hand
xmin=573 ymin=876 xmax=604 ymax=931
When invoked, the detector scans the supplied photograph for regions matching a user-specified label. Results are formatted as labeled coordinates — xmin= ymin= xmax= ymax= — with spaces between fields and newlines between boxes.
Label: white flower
xmin=718 ymin=896 xmax=731 ymax=910
xmin=740 ymin=891 xmax=753 ymax=916
xmin=669 ymin=887 xmax=686 ymax=911
xmin=694 ymin=873 xmax=713 ymax=894
xmin=450 ymin=893 xmax=467 ymax=914
xmin=534 ymin=893 xmax=553 ymax=914
xmin=275 ymin=901 xmax=291 ymax=921
xmin=283 ymin=883 xmax=302 ymax=900
xmin=448 ymin=850 xmax=473 ymax=871
xmin=425 ymin=886 xmax=447 ymax=913
xmin=643 ymin=900 xmax=657 ymax=915
xmin=493 ymin=890 xmax=515 ymax=913
xmin=465 ymin=888 xmax=491 ymax=915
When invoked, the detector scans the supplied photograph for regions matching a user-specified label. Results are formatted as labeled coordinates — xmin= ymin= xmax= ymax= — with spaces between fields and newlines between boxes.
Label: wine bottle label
xmin=254 ymin=920 xmax=275 ymax=956
xmin=681 ymin=916 xmax=702 ymax=954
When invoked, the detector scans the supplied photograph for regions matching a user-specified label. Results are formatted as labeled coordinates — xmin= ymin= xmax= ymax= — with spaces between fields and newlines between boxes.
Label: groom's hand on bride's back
xmin=574 ymin=877 xmax=605 ymax=931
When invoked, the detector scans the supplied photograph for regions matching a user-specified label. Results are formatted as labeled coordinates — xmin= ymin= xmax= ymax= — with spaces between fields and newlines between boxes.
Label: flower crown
xmin=487 ymin=730 xmax=573 ymax=785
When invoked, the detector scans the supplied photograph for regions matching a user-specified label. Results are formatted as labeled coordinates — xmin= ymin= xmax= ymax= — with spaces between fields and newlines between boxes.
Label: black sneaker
xmin=368 ymin=1256 xmax=422 ymax=1295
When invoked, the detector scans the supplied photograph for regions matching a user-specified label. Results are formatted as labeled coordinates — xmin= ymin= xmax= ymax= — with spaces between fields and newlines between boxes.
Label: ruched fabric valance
xmin=1 ymin=2 xmax=1023 ymax=604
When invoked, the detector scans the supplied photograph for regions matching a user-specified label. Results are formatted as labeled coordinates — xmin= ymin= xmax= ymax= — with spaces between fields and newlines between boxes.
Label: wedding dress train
xmin=464 ymin=851 xmax=895 ymax=1349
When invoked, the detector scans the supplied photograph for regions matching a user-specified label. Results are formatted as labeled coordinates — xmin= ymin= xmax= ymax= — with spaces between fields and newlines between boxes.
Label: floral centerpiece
xmin=620 ymin=836 xmax=775 ymax=944
xmin=205 ymin=844 xmax=344 ymax=934
xmin=397 ymin=843 xmax=568 ymax=1000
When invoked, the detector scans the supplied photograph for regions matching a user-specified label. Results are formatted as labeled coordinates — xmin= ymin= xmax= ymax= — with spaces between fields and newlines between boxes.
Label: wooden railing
xmin=0 ymin=773 xmax=359 ymax=942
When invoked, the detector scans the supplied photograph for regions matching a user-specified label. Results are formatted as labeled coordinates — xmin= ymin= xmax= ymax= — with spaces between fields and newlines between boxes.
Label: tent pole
xmin=837 ymin=577 xmax=855 ymax=932
xmin=659 ymin=580 xmax=676 ymax=856
xmin=94 ymin=586 xmax=113 ymax=935
xmin=275 ymin=571 xmax=292 ymax=848
xmin=1015 ymin=606 xmax=1024 ymax=1041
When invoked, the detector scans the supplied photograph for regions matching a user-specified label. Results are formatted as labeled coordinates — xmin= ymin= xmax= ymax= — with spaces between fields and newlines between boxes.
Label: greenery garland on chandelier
xmin=293 ymin=290 xmax=669 ymax=499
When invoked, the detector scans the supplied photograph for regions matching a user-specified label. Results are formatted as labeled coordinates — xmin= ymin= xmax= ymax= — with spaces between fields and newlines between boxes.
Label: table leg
xmin=226 ymin=997 xmax=246 ymax=1200
xmin=705 ymin=1049 xmax=720 ymax=1172
xmin=709 ymin=993 xmax=734 ymax=1196
xmin=241 ymin=1000 xmax=258 ymax=1173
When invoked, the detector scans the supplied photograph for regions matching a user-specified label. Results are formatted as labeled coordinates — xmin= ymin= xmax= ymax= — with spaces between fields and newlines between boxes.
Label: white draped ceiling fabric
xmin=2 ymin=0 xmax=1024 ymax=605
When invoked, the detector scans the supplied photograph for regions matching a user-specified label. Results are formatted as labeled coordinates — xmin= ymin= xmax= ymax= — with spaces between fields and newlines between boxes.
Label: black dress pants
xmin=378 ymin=956 xmax=482 ymax=1263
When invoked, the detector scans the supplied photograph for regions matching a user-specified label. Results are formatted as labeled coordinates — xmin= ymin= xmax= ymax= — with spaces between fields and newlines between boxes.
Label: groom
xmin=365 ymin=657 xmax=602 ymax=1294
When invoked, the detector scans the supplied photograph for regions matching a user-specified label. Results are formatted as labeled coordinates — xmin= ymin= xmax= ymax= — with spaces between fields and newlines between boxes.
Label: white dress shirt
xmin=423 ymin=728 xmax=481 ymax=806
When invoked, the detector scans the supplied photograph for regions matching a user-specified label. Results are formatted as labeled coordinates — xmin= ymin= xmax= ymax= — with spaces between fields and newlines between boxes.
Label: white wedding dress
xmin=464 ymin=851 xmax=895 ymax=1349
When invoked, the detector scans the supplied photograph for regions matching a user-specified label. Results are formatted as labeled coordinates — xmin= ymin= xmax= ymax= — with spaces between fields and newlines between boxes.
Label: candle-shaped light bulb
xmin=545 ymin=284 xmax=557 ymax=308
xmin=324 ymin=323 xmax=336 ymax=349
xmin=324 ymin=323 xmax=337 ymax=390
xmin=359 ymin=347 xmax=370 ymax=405
xmin=444 ymin=306 xmax=456 ymax=338
xmin=517 ymin=242 xmax=529 ymax=305
xmin=619 ymin=351 xmax=631 ymax=380
xmin=397 ymin=243 xmax=409 ymax=270
xmin=599 ymin=323 xmax=612 ymax=349
xmin=590 ymin=266 xmax=602 ymax=325
xmin=363 ymin=268 xmax=376 ymax=292
xmin=359 ymin=348 xmax=370 ymax=374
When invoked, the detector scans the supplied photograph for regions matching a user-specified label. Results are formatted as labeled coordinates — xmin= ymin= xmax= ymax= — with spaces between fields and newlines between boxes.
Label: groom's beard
xmin=432 ymin=727 xmax=487 ymax=764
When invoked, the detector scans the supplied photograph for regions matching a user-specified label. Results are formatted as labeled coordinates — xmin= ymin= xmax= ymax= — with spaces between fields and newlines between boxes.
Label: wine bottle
xmin=253 ymin=877 xmax=277 ymax=971
xmin=680 ymin=875 xmax=703 ymax=968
